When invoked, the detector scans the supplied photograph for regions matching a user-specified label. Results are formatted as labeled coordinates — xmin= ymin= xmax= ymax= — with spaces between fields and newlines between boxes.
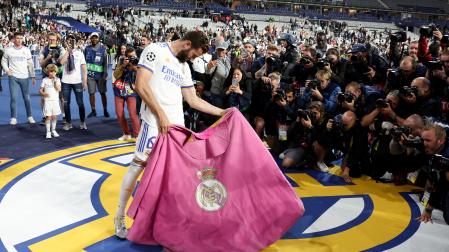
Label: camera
xmin=390 ymin=126 xmax=411 ymax=141
xmin=427 ymin=60 xmax=443 ymax=70
xmin=49 ymin=46 xmax=60 ymax=59
xmin=429 ymin=154 xmax=449 ymax=172
xmin=316 ymin=59 xmax=330 ymax=69
xmin=337 ymin=92 xmax=354 ymax=103
xmin=402 ymin=137 xmax=424 ymax=149
xmin=442 ymin=34 xmax=449 ymax=44
xmin=390 ymin=31 xmax=407 ymax=43
xmin=388 ymin=68 xmax=402 ymax=81
xmin=306 ymin=79 xmax=319 ymax=91
xmin=129 ymin=56 xmax=139 ymax=65
xmin=273 ymin=89 xmax=286 ymax=102
xmin=299 ymin=57 xmax=312 ymax=65
xmin=420 ymin=24 xmax=436 ymax=38
xmin=332 ymin=114 xmax=345 ymax=132
xmin=400 ymin=86 xmax=418 ymax=97
xmin=375 ymin=99 xmax=389 ymax=109
xmin=350 ymin=54 xmax=364 ymax=63
xmin=266 ymin=55 xmax=283 ymax=74
xmin=297 ymin=109 xmax=315 ymax=121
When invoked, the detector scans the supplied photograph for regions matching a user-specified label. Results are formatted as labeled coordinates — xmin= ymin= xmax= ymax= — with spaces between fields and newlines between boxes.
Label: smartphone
xmin=211 ymin=53 xmax=218 ymax=61
xmin=241 ymin=48 xmax=248 ymax=58
xmin=231 ymin=78 xmax=238 ymax=87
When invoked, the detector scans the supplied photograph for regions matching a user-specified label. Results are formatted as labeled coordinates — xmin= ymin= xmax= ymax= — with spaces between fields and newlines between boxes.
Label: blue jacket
xmin=300 ymin=82 xmax=341 ymax=116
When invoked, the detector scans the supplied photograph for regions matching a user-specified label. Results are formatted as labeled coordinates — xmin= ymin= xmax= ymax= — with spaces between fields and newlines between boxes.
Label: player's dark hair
xmin=181 ymin=31 xmax=209 ymax=51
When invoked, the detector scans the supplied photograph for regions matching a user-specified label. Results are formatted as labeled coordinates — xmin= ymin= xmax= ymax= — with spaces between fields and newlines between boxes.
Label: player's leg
xmin=114 ymin=121 xmax=158 ymax=239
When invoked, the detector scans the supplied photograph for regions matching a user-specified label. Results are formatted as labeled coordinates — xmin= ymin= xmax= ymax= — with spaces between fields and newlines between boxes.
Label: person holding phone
xmin=206 ymin=41 xmax=231 ymax=108
xmin=225 ymin=68 xmax=252 ymax=112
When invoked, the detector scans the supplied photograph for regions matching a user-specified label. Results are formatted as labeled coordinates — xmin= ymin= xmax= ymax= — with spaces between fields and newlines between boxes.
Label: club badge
xmin=195 ymin=167 xmax=227 ymax=212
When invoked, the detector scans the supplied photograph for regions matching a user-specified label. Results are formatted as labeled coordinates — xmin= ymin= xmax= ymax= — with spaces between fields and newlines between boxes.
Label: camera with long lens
xmin=390 ymin=31 xmax=407 ymax=43
xmin=402 ymin=137 xmax=424 ymax=149
xmin=427 ymin=60 xmax=443 ymax=70
xmin=420 ymin=24 xmax=436 ymax=38
xmin=390 ymin=126 xmax=411 ymax=141
xmin=400 ymin=86 xmax=418 ymax=97
xmin=299 ymin=57 xmax=312 ymax=65
xmin=297 ymin=109 xmax=315 ymax=121
xmin=316 ymin=59 xmax=330 ymax=69
xmin=273 ymin=89 xmax=286 ymax=102
xmin=337 ymin=92 xmax=354 ymax=103
xmin=388 ymin=68 xmax=402 ymax=81
xmin=266 ymin=55 xmax=283 ymax=74
xmin=429 ymin=154 xmax=449 ymax=172
xmin=375 ymin=99 xmax=389 ymax=109
xmin=306 ymin=79 xmax=320 ymax=91
xmin=442 ymin=34 xmax=449 ymax=44
xmin=350 ymin=54 xmax=364 ymax=63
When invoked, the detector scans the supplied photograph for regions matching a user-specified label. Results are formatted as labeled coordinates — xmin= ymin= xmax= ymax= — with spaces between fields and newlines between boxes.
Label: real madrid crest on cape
xmin=127 ymin=108 xmax=304 ymax=252
xmin=196 ymin=167 xmax=227 ymax=211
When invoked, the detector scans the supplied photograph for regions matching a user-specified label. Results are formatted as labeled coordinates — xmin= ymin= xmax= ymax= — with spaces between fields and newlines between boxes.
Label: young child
xmin=39 ymin=64 xmax=62 ymax=138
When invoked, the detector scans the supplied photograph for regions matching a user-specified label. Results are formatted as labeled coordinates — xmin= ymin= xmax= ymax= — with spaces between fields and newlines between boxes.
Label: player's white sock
xmin=116 ymin=161 xmax=144 ymax=217
xmin=45 ymin=121 xmax=51 ymax=133
xmin=51 ymin=119 xmax=57 ymax=131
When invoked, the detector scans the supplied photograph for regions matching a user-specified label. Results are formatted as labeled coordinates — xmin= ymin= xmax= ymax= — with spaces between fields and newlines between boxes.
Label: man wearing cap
xmin=84 ymin=32 xmax=110 ymax=118
xmin=278 ymin=34 xmax=299 ymax=81
xmin=206 ymin=41 xmax=231 ymax=108
xmin=345 ymin=43 xmax=388 ymax=86
xmin=232 ymin=39 xmax=258 ymax=78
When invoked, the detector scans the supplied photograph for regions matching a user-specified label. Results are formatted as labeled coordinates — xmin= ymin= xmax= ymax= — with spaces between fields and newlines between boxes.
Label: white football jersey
xmin=138 ymin=42 xmax=194 ymax=127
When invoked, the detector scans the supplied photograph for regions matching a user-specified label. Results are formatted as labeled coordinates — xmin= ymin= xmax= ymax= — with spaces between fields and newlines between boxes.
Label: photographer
xmin=39 ymin=32 xmax=65 ymax=78
xmin=278 ymin=33 xmax=299 ymax=81
xmin=385 ymin=56 xmax=427 ymax=93
xmin=338 ymin=81 xmax=384 ymax=119
xmin=280 ymin=101 xmax=328 ymax=171
xmin=428 ymin=50 xmax=449 ymax=96
xmin=290 ymin=46 xmax=318 ymax=86
xmin=417 ymin=124 xmax=449 ymax=225
xmin=299 ymin=69 xmax=341 ymax=117
xmin=59 ymin=34 xmax=88 ymax=131
xmin=254 ymin=45 xmax=281 ymax=80
xmin=326 ymin=110 xmax=369 ymax=182
xmin=231 ymin=40 xmax=257 ymax=78
xmin=361 ymin=90 xmax=405 ymax=128
xmin=403 ymin=77 xmax=441 ymax=119
xmin=325 ymin=48 xmax=348 ymax=87
xmin=345 ymin=43 xmax=388 ymax=87
xmin=112 ymin=47 xmax=140 ymax=141
xmin=315 ymin=32 xmax=330 ymax=59
xmin=251 ymin=72 xmax=282 ymax=119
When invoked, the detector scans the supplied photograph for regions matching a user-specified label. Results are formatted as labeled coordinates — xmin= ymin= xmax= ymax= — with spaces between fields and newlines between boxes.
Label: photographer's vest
xmin=85 ymin=45 xmax=106 ymax=80
xmin=42 ymin=45 xmax=64 ymax=78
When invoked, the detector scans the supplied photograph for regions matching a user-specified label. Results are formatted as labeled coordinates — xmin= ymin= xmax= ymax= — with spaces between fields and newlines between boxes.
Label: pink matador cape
xmin=127 ymin=108 xmax=304 ymax=251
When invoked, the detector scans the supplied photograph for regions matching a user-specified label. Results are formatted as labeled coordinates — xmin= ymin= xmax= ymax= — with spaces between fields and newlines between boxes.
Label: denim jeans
xmin=62 ymin=83 xmax=85 ymax=123
xmin=9 ymin=76 xmax=32 ymax=118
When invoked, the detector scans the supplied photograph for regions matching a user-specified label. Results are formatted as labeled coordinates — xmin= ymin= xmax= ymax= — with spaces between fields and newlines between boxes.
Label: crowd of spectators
xmin=0 ymin=2 xmax=448 ymax=225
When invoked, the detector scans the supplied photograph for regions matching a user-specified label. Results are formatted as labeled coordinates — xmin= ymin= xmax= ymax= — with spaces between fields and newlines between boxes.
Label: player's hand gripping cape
xmin=127 ymin=108 xmax=304 ymax=251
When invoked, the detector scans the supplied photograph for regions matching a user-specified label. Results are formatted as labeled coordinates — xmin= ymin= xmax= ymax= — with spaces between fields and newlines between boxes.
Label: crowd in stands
xmin=0 ymin=2 xmax=448 ymax=224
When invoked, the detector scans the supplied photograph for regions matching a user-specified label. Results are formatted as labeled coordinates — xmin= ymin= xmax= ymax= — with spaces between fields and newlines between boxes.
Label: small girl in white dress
xmin=39 ymin=64 xmax=62 ymax=138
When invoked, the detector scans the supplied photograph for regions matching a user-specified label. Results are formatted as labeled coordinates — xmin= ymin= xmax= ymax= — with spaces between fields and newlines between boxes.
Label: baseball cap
xmin=90 ymin=32 xmax=99 ymax=38
xmin=215 ymin=41 xmax=229 ymax=51
xmin=349 ymin=43 xmax=367 ymax=54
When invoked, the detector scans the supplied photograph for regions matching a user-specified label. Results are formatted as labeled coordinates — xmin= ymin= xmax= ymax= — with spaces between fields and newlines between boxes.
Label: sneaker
xmin=28 ymin=117 xmax=35 ymax=124
xmin=317 ymin=161 xmax=329 ymax=172
xmin=63 ymin=123 xmax=73 ymax=131
xmin=52 ymin=131 xmax=60 ymax=137
xmin=114 ymin=216 xmax=127 ymax=239
xmin=62 ymin=117 xmax=67 ymax=125
xmin=80 ymin=122 xmax=87 ymax=130
xmin=46 ymin=132 xmax=52 ymax=139
xmin=118 ymin=134 xmax=131 ymax=141
xmin=104 ymin=110 xmax=110 ymax=118
xmin=87 ymin=110 xmax=97 ymax=118
xmin=10 ymin=118 xmax=17 ymax=125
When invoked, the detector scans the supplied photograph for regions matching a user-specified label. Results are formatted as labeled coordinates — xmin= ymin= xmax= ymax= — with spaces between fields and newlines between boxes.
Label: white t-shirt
xmin=2 ymin=46 xmax=32 ymax=79
xmin=61 ymin=49 xmax=86 ymax=84
xmin=41 ymin=77 xmax=61 ymax=101
xmin=192 ymin=53 xmax=212 ymax=74
xmin=138 ymin=42 xmax=194 ymax=127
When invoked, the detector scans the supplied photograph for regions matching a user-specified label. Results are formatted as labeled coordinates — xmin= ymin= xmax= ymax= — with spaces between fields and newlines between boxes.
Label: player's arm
xmin=134 ymin=67 xmax=171 ymax=133
xmin=182 ymin=86 xmax=226 ymax=116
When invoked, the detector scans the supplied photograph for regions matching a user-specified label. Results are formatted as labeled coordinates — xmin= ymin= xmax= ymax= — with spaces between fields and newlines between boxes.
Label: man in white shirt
xmin=1 ymin=32 xmax=36 ymax=125
xmin=59 ymin=34 xmax=88 ymax=131
xmin=114 ymin=31 xmax=227 ymax=239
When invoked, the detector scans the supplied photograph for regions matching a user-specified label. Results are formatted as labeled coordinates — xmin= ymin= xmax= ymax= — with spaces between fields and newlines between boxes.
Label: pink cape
xmin=127 ymin=108 xmax=304 ymax=251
